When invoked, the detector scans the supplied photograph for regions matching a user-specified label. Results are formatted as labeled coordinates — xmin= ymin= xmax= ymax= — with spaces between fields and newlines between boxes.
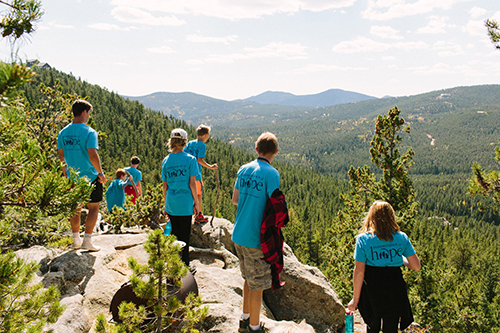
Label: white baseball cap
xmin=171 ymin=128 xmax=188 ymax=140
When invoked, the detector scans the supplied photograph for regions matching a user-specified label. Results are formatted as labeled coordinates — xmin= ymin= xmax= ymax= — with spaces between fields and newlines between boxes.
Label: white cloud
xmin=407 ymin=62 xmax=489 ymax=76
xmin=416 ymin=16 xmax=454 ymax=34
xmin=110 ymin=0 xmax=356 ymax=20
xmin=146 ymin=45 xmax=176 ymax=54
xmin=362 ymin=0 xmax=474 ymax=21
xmin=185 ymin=59 xmax=204 ymax=65
xmin=204 ymin=42 xmax=308 ymax=63
xmin=370 ymin=25 xmax=403 ymax=39
xmin=433 ymin=41 xmax=464 ymax=57
xmin=47 ymin=22 xmax=74 ymax=29
xmin=290 ymin=63 xmax=368 ymax=74
xmin=111 ymin=6 xmax=186 ymax=26
xmin=187 ymin=34 xmax=237 ymax=44
xmin=465 ymin=19 xmax=487 ymax=37
xmin=89 ymin=23 xmax=130 ymax=31
xmin=469 ymin=7 xmax=487 ymax=19
xmin=332 ymin=36 xmax=429 ymax=53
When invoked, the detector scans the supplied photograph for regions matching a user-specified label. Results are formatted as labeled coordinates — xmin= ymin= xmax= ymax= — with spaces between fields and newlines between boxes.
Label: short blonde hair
xmin=255 ymin=132 xmax=278 ymax=155
xmin=360 ymin=200 xmax=400 ymax=241
xmin=167 ymin=137 xmax=187 ymax=152
xmin=270 ymin=320 xmax=315 ymax=333
xmin=197 ymin=124 xmax=210 ymax=137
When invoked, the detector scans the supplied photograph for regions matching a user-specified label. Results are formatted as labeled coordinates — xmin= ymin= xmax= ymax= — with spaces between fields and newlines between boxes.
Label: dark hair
xmin=72 ymin=99 xmax=92 ymax=117
xmin=116 ymin=169 xmax=126 ymax=179
xmin=361 ymin=201 xmax=400 ymax=241
xmin=130 ymin=156 xmax=141 ymax=165
xmin=197 ymin=125 xmax=210 ymax=137
xmin=255 ymin=132 xmax=278 ymax=155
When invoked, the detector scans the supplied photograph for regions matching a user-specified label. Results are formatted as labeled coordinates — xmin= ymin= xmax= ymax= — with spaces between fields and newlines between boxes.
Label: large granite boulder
xmin=13 ymin=217 xmax=346 ymax=332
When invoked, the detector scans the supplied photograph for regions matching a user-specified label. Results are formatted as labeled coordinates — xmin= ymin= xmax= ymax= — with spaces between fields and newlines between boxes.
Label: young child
xmin=124 ymin=156 xmax=142 ymax=204
xmin=184 ymin=124 xmax=218 ymax=223
xmin=232 ymin=132 xmax=280 ymax=333
xmin=161 ymin=128 xmax=200 ymax=266
xmin=106 ymin=169 xmax=133 ymax=213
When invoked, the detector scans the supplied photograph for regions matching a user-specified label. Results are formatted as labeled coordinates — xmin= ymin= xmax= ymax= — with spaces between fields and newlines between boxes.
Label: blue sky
xmin=3 ymin=0 xmax=500 ymax=100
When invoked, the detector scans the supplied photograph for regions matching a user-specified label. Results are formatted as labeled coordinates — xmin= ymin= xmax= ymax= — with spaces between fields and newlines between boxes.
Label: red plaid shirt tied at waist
xmin=260 ymin=188 xmax=289 ymax=290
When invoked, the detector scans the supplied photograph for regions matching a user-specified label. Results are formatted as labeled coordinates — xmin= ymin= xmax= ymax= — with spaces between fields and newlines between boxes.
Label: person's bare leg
xmin=85 ymin=202 xmax=99 ymax=234
xmin=81 ymin=202 xmax=101 ymax=251
xmin=248 ymin=288 xmax=263 ymax=327
xmin=243 ymin=280 xmax=250 ymax=314
xmin=70 ymin=206 xmax=82 ymax=233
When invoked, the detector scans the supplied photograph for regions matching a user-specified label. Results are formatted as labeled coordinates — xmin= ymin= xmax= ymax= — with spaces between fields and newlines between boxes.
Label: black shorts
xmin=89 ymin=178 xmax=103 ymax=203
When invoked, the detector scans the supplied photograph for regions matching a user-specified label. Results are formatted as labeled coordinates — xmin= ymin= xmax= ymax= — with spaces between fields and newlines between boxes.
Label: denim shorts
xmin=234 ymin=243 xmax=271 ymax=291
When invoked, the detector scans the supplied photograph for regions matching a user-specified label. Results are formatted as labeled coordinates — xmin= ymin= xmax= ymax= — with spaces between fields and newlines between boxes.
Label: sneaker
xmin=238 ymin=318 xmax=249 ymax=332
xmin=72 ymin=237 xmax=82 ymax=250
xmin=248 ymin=323 xmax=266 ymax=333
xmin=194 ymin=212 xmax=208 ymax=224
xmin=81 ymin=238 xmax=101 ymax=252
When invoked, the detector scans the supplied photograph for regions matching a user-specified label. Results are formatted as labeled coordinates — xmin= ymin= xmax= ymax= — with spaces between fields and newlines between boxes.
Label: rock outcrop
xmin=15 ymin=217 xmax=346 ymax=332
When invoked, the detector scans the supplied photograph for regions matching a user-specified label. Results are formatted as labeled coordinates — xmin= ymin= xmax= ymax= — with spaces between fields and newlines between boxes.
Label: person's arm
xmin=88 ymin=148 xmax=105 ymax=184
xmin=197 ymin=157 xmax=218 ymax=170
xmin=136 ymin=180 xmax=142 ymax=196
xmin=232 ymin=189 xmax=239 ymax=205
xmin=190 ymin=176 xmax=200 ymax=215
xmin=162 ymin=181 xmax=168 ymax=203
xmin=58 ymin=149 xmax=68 ymax=177
xmin=404 ymin=254 xmax=421 ymax=271
xmin=348 ymin=260 xmax=366 ymax=311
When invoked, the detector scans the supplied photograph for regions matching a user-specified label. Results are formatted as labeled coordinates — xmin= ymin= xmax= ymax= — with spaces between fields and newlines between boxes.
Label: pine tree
xmin=0 ymin=251 xmax=65 ymax=332
xmin=95 ymin=229 xmax=208 ymax=333
xmin=323 ymin=106 xmax=418 ymax=302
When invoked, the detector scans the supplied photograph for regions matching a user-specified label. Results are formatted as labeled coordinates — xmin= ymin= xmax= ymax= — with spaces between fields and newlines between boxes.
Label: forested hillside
xmin=22 ymin=67 xmax=500 ymax=332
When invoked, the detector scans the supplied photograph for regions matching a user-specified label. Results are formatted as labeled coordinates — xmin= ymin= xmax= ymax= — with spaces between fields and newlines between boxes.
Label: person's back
xmin=231 ymin=132 xmax=280 ymax=333
xmin=106 ymin=169 xmax=131 ymax=212
xmin=58 ymin=122 xmax=98 ymax=181
xmin=124 ymin=156 xmax=142 ymax=203
xmin=232 ymin=159 xmax=280 ymax=248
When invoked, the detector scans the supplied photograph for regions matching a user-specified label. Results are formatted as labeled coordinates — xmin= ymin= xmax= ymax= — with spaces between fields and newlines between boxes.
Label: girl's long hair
xmin=360 ymin=200 xmax=400 ymax=241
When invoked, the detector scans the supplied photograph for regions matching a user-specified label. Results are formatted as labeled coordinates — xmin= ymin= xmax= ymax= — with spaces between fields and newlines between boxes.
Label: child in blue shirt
xmin=105 ymin=169 xmax=132 ymax=212
xmin=184 ymin=124 xmax=218 ymax=223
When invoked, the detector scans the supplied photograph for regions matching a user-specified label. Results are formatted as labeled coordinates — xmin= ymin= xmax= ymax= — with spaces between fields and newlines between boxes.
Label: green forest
xmin=14 ymin=67 xmax=500 ymax=332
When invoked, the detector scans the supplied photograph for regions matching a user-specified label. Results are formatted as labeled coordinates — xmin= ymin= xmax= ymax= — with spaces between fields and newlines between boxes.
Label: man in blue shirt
xmin=232 ymin=132 xmax=280 ymax=333
xmin=57 ymin=100 xmax=106 ymax=252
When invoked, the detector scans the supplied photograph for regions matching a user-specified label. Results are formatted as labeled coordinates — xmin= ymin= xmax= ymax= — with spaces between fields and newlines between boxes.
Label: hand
xmin=193 ymin=202 xmax=200 ymax=215
xmin=211 ymin=163 xmax=218 ymax=170
xmin=97 ymin=173 xmax=106 ymax=184
xmin=348 ymin=298 xmax=358 ymax=311
xmin=128 ymin=175 xmax=133 ymax=181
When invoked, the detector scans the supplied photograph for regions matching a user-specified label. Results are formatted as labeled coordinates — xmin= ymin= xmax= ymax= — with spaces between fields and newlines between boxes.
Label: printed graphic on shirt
xmin=238 ymin=174 xmax=265 ymax=196
xmin=61 ymin=136 xmax=82 ymax=149
xmin=164 ymin=165 xmax=189 ymax=183
xmin=369 ymin=243 xmax=404 ymax=263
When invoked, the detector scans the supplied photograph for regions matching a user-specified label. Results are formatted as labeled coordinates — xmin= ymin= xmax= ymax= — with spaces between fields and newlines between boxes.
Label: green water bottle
xmin=345 ymin=310 xmax=354 ymax=333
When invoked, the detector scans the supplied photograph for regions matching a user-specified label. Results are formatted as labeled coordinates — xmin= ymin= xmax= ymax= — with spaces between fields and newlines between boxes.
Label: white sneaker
xmin=81 ymin=238 xmax=101 ymax=252
xmin=72 ymin=238 xmax=82 ymax=249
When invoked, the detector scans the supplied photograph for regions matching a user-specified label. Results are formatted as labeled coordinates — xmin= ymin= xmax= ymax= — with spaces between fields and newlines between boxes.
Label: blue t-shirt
xmin=232 ymin=159 xmax=280 ymax=248
xmin=184 ymin=140 xmax=206 ymax=181
xmin=105 ymin=178 xmax=130 ymax=212
xmin=124 ymin=166 xmax=142 ymax=185
xmin=161 ymin=152 xmax=199 ymax=216
xmin=354 ymin=231 xmax=416 ymax=267
xmin=57 ymin=123 xmax=99 ymax=182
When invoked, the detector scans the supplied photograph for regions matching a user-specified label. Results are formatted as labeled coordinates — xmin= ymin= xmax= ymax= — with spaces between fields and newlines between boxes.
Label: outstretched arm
xmin=197 ymin=157 xmax=218 ymax=170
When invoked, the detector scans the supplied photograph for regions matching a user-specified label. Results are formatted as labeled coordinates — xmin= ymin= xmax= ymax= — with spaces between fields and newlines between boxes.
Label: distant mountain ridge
xmin=242 ymin=89 xmax=377 ymax=107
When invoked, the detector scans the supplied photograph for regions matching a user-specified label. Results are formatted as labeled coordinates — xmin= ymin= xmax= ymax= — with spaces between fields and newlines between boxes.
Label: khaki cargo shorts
xmin=234 ymin=243 xmax=272 ymax=291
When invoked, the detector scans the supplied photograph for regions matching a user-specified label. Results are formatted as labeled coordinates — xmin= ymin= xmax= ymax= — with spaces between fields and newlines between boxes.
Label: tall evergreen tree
xmin=323 ymin=106 xmax=418 ymax=302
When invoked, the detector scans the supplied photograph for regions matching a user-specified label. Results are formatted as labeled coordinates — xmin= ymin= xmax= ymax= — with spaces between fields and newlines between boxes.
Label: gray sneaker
xmin=81 ymin=238 xmax=101 ymax=252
